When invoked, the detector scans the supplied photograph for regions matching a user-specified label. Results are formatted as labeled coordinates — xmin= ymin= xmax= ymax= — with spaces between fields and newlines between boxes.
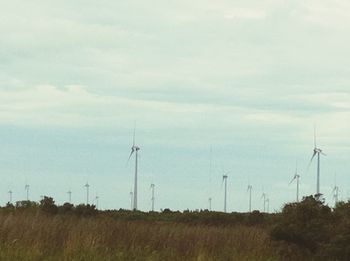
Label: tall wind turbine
xmin=289 ymin=162 xmax=300 ymax=202
xmin=84 ymin=182 xmax=90 ymax=205
xmin=222 ymin=173 xmax=228 ymax=213
xmin=247 ymin=185 xmax=252 ymax=212
xmin=150 ymin=183 xmax=155 ymax=212
xmin=308 ymin=127 xmax=326 ymax=197
xmin=67 ymin=190 xmax=72 ymax=203
xmin=8 ymin=190 xmax=13 ymax=204
xmin=128 ymin=128 xmax=140 ymax=211
xmin=25 ymin=183 xmax=30 ymax=201
xmin=208 ymin=197 xmax=212 ymax=211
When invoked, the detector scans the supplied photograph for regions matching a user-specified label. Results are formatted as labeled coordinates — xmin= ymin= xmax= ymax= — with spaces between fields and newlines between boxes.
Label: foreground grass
xmin=0 ymin=211 xmax=279 ymax=261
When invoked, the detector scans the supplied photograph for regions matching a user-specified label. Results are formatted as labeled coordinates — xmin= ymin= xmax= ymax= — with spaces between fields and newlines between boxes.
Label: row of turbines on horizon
xmin=4 ymin=127 xmax=342 ymax=212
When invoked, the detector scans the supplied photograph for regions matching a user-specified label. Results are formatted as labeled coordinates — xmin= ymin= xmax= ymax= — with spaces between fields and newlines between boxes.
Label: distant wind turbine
xmin=84 ymin=182 xmax=90 ymax=205
xmin=25 ymin=183 xmax=30 ymax=201
xmin=289 ymin=162 xmax=300 ymax=202
xmin=208 ymin=197 xmax=212 ymax=211
xmin=150 ymin=183 xmax=155 ymax=212
xmin=128 ymin=127 xmax=140 ymax=211
xmin=332 ymin=186 xmax=339 ymax=205
xmin=308 ymin=127 xmax=326 ymax=198
xmin=261 ymin=192 xmax=267 ymax=212
xmin=67 ymin=190 xmax=72 ymax=203
xmin=129 ymin=190 xmax=133 ymax=210
xmin=222 ymin=173 xmax=229 ymax=213
xmin=266 ymin=197 xmax=270 ymax=213
xmin=8 ymin=190 xmax=13 ymax=204
xmin=247 ymin=184 xmax=252 ymax=212
xmin=95 ymin=195 xmax=99 ymax=209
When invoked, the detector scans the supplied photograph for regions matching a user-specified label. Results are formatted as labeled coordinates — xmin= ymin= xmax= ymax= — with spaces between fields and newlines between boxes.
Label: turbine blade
xmin=307 ymin=151 xmax=317 ymax=170
xmin=289 ymin=175 xmax=296 ymax=185
xmin=321 ymin=151 xmax=326 ymax=156
xmin=133 ymin=125 xmax=136 ymax=147
xmin=127 ymin=149 xmax=135 ymax=164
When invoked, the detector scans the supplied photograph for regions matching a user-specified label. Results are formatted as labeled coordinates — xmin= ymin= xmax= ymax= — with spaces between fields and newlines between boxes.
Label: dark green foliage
xmin=74 ymin=204 xmax=98 ymax=217
xmin=39 ymin=196 xmax=58 ymax=214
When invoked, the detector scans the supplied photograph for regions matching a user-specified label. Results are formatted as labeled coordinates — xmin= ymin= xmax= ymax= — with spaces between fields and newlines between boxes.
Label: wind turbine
xmin=67 ymin=190 xmax=72 ymax=203
xmin=128 ymin=128 xmax=140 ymax=211
xmin=266 ymin=197 xmax=270 ymax=213
xmin=289 ymin=162 xmax=300 ymax=202
xmin=129 ymin=190 xmax=133 ymax=210
xmin=84 ymin=182 xmax=90 ymax=205
xmin=8 ymin=190 xmax=13 ymax=204
xmin=308 ymin=127 xmax=326 ymax=198
xmin=261 ymin=192 xmax=267 ymax=212
xmin=95 ymin=195 xmax=99 ymax=209
xmin=150 ymin=183 xmax=155 ymax=212
xmin=332 ymin=186 xmax=339 ymax=205
xmin=222 ymin=173 xmax=228 ymax=213
xmin=208 ymin=197 xmax=212 ymax=211
xmin=247 ymin=185 xmax=252 ymax=212
xmin=25 ymin=183 xmax=30 ymax=201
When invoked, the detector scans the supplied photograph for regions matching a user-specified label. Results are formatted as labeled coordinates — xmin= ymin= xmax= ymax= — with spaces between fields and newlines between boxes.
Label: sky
xmin=1 ymin=0 xmax=350 ymax=212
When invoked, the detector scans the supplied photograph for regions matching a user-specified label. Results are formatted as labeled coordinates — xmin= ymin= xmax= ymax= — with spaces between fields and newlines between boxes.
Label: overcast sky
xmin=1 ymin=0 xmax=350 ymax=212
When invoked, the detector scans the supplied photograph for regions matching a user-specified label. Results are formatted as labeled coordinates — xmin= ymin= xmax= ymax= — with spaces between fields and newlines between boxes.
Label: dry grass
xmin=0 ymin=212 xmax=279 ymax=260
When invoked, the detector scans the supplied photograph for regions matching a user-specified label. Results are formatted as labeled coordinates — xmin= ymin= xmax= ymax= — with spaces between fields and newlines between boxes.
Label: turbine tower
xmin=261 ymin=192 xmax=266 ymax=212
xmin=150 ymin=183 xmax=155 ymax=211
xmin=129 ymin=190 xmax=133 ymax=210
xmin=208 ymin=197 xmax=212 ymax=211
xmin=247 ymin=185 xmax=252 ymax=212
xmin=8 ymin=190 xmax=13 ymax=204
xmin=67 ymin=190 xmax=72 ymax=203
xmin=332 ymin=185 xmax=339 ymax=205
xmin=95 ymin=195 xmax=99 ymax=209
xmin=266 ymin=197 xmax=270 ymax=213
xmin=84 ymin=182 xmax=90 ymax=205
xmin=289 ymin=162 xmax=300 ymax=202
xmin=128 ymin=128 xmax=140 ymax=211
xmin=222 ymin=173 xmax=228 ymax=213
xmin=25 ymin=183 xmax=30 ymax=201
xmin=308 ymin=127 xmax=326 ymax=198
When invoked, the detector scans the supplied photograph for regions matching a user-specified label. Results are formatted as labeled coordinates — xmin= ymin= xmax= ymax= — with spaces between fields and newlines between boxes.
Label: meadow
xmin=0 ymin=196 xmax=348 ymax=260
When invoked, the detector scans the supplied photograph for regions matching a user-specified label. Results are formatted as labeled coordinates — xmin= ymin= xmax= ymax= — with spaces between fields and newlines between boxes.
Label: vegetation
xmin=0 ymin=196 xmax=348 ymax=260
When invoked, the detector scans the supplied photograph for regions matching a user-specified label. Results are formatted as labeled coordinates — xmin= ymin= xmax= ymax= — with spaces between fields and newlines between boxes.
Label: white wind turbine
xmin=222 ymin=172 xmax=229 ymax=213
xmin=247 ymin=184 xmax=253 ymax=212
xmin=150 ymin=183 xmax=155 ymax=212
xmin=308 ymin=127 xmax=326 ymax=198
xmin=84 ymin=182 xmax=90 ymax=205
xmin=289 ymin=162 xmax=300 ymax=202
xmin=208 ymin=197 xmax=212 ymax=211
xmin=128 ymin=128 xmax=140 ymax=211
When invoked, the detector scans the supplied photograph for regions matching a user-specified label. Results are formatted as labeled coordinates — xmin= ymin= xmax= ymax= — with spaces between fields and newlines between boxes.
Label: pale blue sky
xmin=1 ymin=0 xmax=350 ymax=212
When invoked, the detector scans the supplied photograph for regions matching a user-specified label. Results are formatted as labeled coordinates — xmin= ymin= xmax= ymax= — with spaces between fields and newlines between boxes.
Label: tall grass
xmin=0 ymin=211 xmax=279 ymax=260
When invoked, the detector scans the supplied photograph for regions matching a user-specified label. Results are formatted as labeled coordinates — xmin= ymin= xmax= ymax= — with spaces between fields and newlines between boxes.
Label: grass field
xmin=0 ymin=211 xmax=281 ymax=261
xmin=0 ymin=196 xmax=348 ymax=260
